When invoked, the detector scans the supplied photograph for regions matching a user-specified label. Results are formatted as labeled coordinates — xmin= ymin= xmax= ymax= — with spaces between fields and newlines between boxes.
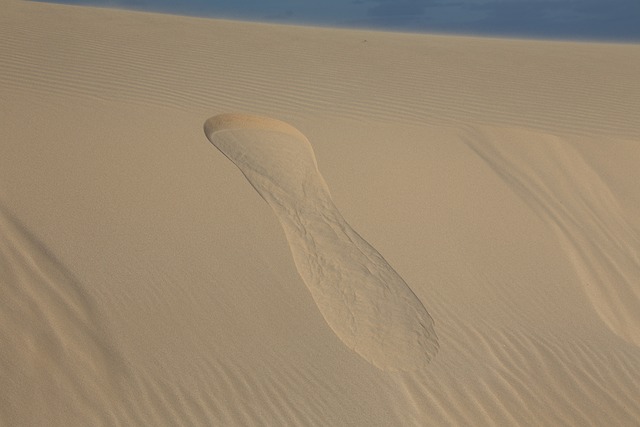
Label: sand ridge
xmin=464 ymin=125 xmax=640 ymax=346
xmin=0 ymin=203 xmax=127 ymax=425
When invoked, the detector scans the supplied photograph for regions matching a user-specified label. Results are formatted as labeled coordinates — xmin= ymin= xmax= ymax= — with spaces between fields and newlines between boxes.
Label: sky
xmin=39 ymin=0 xmax=640 ymax=42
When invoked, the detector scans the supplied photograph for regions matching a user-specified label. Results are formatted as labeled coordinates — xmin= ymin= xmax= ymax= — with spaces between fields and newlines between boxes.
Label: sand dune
xmin=1 ymin=0 xmax=639 ymax=425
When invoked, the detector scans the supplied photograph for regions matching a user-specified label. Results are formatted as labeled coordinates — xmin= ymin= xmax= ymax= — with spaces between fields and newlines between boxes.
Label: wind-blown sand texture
xmin=1 ymin=0 xmax=640 ymax=425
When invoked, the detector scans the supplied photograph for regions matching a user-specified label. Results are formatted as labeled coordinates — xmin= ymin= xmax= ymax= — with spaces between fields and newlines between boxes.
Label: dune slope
xmin=1 ymin=0 xmax=639 ymax=425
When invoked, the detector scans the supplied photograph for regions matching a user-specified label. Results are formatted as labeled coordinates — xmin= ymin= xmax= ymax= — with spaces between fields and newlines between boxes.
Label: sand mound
xmin=204 ymin=114 xmax=438 ymax=370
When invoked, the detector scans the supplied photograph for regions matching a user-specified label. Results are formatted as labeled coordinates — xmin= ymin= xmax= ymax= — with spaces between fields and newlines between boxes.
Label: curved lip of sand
xmin=204 ymin=113 xmax=309 ymax=142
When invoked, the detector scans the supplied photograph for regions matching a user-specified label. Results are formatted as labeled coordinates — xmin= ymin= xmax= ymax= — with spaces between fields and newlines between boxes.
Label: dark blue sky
xmin=39 ymin=0 xmax=640 ymax=42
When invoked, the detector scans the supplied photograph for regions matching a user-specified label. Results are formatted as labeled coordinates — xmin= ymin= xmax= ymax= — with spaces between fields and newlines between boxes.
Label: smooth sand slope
xmin=1 ymin=0 xmax=640 ymax=425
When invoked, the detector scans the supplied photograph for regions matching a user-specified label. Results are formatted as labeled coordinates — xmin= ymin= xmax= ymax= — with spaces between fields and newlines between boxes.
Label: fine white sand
xmin=1 ymin=0 xmax=639 ymax=425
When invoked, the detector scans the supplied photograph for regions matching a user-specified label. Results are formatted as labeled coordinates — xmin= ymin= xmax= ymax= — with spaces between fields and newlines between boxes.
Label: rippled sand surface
xmin=1 ymin=1 xmax=639 ymax=424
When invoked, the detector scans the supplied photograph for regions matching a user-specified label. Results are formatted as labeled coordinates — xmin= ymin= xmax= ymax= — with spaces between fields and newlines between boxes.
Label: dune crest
xmin=204 ymin=114 xmax=438 ymax=371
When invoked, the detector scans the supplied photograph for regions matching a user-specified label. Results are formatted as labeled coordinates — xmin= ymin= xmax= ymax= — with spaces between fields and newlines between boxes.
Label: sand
xmin=1 ymin=0 xmax=639 ymax=425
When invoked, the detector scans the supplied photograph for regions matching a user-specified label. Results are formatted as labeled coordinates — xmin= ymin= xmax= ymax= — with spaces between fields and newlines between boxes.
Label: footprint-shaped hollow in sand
xmin=204 ymin=114 xmax=438 ymax=371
